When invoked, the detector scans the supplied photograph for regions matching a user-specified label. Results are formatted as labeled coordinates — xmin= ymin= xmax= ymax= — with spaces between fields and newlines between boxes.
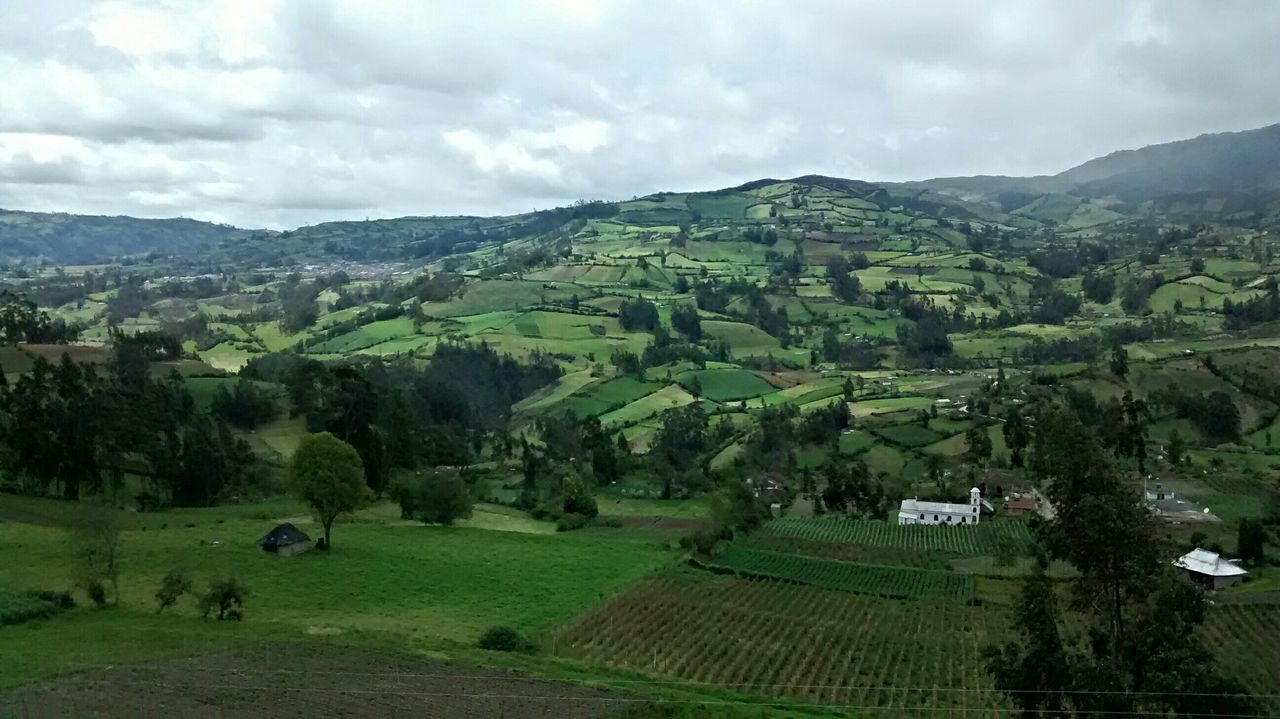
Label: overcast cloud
xmin=1 ymin=0 xmax=1278 ymax=229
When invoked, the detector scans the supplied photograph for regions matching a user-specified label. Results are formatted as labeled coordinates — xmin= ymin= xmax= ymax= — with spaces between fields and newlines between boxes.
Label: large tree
xmin=992 ymin=402 xmax=1255 ymax=716
xmin=289 ymin=432 xmax=369 ymax=549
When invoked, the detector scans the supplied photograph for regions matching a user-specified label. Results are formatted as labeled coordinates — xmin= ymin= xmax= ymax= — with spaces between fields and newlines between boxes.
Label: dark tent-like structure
xmin=258 ymin=523 xmax=312 ymax=556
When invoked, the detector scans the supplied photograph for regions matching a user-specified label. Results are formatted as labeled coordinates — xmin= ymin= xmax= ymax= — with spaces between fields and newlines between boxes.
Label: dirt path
xmin=0 ymin=644 xmax=631 ymax=718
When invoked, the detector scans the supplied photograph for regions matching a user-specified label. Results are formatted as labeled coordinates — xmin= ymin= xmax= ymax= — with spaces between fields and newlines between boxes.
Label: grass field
xmin=0 ymin=497 xmax=672 ymax=650
xmin=680 ymin=368 xmax=776 ymax=401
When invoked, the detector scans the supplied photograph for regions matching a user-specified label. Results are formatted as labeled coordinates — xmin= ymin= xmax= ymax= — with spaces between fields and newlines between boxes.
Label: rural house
xmin=258 ymin=523 xmax=312 ymax=557
xmin=897 ymin=488 xmax=982 ymax=526
xmin=1173 ymin=548 xmax=1248 ymax=589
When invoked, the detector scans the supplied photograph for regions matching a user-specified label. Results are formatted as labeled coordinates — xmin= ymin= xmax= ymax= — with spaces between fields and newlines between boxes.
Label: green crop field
xmin=710 ymin=546 xmax=974 ymax=602
xmin=761 ymin=517 xmax=1035 ymax=557
xmin=681 ymin=368 xmax=776 ymax=401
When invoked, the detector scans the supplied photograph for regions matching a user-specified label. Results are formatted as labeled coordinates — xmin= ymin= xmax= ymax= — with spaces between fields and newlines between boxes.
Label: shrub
xmin=562 ymin=475 xmax=598 ymax=518
xmin=395 ymin=470 xmax=474 ymax=525
xmin=0 ymin=589 xmax=72 ymax=626
xmin=155 ymin=569 xmax=193 ymax=613
xmin=477 ymin=626 xmax=536 ymax=653
xmin=556 ymin=513 xmax=591 ymax=532
xmin=199 ymin=577 xmax=248 ymax=620
xmin=85 ymin=580 xmax=107 ymax=608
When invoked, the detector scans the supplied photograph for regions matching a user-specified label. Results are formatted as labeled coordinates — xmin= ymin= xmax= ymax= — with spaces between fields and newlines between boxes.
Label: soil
xmin=0 ymin=644 xmax=630 ymax=718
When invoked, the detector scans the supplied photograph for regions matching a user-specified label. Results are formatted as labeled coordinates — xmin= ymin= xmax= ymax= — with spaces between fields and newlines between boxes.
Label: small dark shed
xmin=258 ymin=523 xmax=312 ymax=556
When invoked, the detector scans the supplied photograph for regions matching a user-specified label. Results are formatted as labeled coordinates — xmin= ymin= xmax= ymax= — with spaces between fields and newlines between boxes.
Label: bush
xmin=85 ymin=580 xmax=107 ymax=608
xmin=477 ymin=626 xmax=536 ymax=653
xmin=556 ymin=513 xmax=591 ymax=532
xmin=155 ymin=569 xmax=193 ymax=614
xmin=0 ymin=589 xmax=72 ymax=626
xmin=562 ymin=475 xmax=598 ymax=518
xmin=394 ymin=470 xmax=473 ymax=525
xmin=199 ymin=577 xmax=248 ymax=620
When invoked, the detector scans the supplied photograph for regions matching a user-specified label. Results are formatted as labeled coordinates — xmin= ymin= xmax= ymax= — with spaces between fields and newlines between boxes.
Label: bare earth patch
xmin=0 ymin=644 xmax=629 ymax=718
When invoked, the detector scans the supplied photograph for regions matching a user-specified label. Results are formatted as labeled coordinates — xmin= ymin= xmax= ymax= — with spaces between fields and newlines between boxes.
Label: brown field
xmin=0 ymin=644 xmax=628 ymax=719
xmin=555 ymin=570 xmax=1011 ymax=716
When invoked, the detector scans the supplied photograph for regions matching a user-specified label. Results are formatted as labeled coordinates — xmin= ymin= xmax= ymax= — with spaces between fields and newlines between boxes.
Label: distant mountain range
xmin=2 ymin=122 xmax=1278 ymax=264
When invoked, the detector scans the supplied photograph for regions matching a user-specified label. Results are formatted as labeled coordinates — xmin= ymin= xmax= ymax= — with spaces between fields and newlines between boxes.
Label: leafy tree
xmin=210 ymin=378 xmax=279 ymax=429
xmin=199 ymin=577 xmax=248 ymax=621
xmin=289 ymin=432 xmax=370 ymax=549
xmin=155 ymin=569 xmax=192 ymax=613
xmin=1006 ymin=402 xmax=1253 ymax=716
xmin=965 ymin=426 xmax=992 ymax=466
xmin=670 ymin=303 xmax=702 ymax=340
xmin=1190 ymin=257 xmax=1206 ymax=274
xmin=394 ymin=470 xmax=473 ymax=525
xmin=618 ymin=297 xmax=659 ymax=331
xmin=1003 ymin=407 xmax=1030 ymax=467
xmin=561 ymin=474 xmax=599 ymax=518
xmin=826 ymin=256 xmax=862 ymax=304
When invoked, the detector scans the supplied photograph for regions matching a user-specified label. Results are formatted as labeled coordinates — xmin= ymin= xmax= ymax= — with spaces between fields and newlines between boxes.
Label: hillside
xmin=4 ymin=122 xmax=1279 ymax=265
xmin=0 ymin=209 xmax=255 ymax=264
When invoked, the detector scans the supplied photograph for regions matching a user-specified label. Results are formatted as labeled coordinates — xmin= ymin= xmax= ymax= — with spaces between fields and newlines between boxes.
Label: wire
xmin=29 ymin=677 xmax=1268 ymax=718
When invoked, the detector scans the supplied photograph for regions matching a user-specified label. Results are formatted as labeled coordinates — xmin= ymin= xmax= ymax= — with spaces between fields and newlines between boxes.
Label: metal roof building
xmin=1173 ymin=548 xmax=1248 ymax=589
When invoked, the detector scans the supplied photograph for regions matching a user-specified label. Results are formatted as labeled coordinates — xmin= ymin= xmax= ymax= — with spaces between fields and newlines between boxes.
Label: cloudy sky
xmin=2 ymin=1 xmax=1279 ymax=229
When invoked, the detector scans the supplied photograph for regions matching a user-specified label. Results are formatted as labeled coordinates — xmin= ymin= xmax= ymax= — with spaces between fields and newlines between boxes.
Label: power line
xmin=32 ymin=677 xmax=1267 ymax=718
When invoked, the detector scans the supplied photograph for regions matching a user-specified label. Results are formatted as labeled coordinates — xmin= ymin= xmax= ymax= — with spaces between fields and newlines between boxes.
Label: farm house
xmin=258 ymin=523 xmax=312 ymax=557
xmin=897 ymin=488 xmax=982 ymax=526
xmin=1173 ymin=549 xmax=1248 ymax=589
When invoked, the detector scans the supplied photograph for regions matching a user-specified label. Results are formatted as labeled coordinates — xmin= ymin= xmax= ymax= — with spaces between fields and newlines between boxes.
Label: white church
xmin=897 ymin=487 xmax=982 ymax=526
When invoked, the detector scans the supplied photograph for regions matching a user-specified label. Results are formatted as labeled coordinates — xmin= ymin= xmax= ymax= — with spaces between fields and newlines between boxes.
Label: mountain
xmin=1057 ymin=123 xmax=1280 ymax=197
xmin=2 ymin=122 xmax=1278 ymax=264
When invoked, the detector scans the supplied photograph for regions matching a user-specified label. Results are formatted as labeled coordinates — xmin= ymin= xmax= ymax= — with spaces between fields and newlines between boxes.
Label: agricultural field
xmin=556 ymin=571 xmax=1010 ymax=715
xmin=709 ymin=546 xmax=974 ymax=602
xmin=760 ymin=517 xmax=1035 ymax=557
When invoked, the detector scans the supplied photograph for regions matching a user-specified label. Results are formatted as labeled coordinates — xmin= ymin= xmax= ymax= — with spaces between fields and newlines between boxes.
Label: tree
xmin=1005 ymin=402 xmax=1254 ymax=717
xmin=395 ymin=470 xmax=473 ymax=525
xmin=1167 ymin=427 xmax=1185 ymax=466
xmin=75 ymin=505 xmax=122 ymax=606
xmin=984 ymin=560 xmax=1071 ymax=717
xmin=562 ymin=474 xmax=599 ymax=518
xmin=965 ymin=425 xmax=992 ymax=466
xmin=671 ymin=302 xmax=702 ymax=340
xmin=1109 ymin=345 xmax=1128 ymax=379
xmin=155 ymin=569 xmax=192 ymax=613
xmin=289 ymin=432 xmax=370 ymax=549
xmin=1237 ymin=518 xmax=1266 ymax=564
xmin=1190 ymin=257 xmax=1206 ymax=274
xmin=199 ymin=577 xmax=248 ymax=620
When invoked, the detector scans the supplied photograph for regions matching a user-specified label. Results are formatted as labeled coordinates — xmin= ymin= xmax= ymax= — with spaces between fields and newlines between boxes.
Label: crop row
xmin=1201 ymin=604 xmax=1280 ymax=714
xmin=556 ymin=571 xmax=1009 ymax=714
xmin=710 ymin=546 xmax=973 ymax=603
xmin=762 ymin=516 xmax=1034 ymax=556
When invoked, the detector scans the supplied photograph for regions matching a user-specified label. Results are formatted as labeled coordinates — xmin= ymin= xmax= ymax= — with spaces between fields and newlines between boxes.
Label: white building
xmin=1173 ymin=549 xmax=1248 ymax=590
xmin=898 ymin=487 xmax=982 ymax=526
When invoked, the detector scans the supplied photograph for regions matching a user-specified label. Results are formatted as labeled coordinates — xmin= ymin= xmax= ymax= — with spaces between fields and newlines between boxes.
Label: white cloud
xmin=0 ymin=0 xmax=1277 ymax=228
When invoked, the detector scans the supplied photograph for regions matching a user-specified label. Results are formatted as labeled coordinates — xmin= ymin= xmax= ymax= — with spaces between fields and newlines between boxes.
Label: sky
xmin=1 ymin=0 xmax=1279 ymax=229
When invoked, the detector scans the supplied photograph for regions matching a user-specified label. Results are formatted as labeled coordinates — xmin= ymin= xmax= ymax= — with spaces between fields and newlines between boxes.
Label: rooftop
xmin=1174 ymin=549 xmax=1248 ymax=578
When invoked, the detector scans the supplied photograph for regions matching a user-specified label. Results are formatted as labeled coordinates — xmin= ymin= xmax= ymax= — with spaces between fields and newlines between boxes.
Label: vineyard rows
xmin=1202 ymin=604 xmax=1280 ymax=714
xmin=763 ymin=516 xmax=1034 ymax=556
xmin=747 ymin=533 xmax=953 ymax=569
xmin=556 ymin=570 xmax=1011 ymax=715
xmin=711 ymin=546 xmax=974 ymax=603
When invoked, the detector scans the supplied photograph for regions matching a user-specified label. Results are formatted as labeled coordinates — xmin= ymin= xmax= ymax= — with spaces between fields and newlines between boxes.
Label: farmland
xmin=556 ymin=571 xmax=1009 ymax=715
xmin=760 ymin=517 xmax=1035 ymax=557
